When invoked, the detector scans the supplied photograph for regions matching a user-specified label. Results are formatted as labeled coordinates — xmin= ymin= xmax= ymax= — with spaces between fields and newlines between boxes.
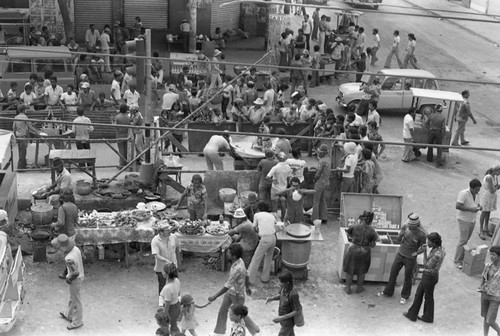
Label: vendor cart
xmin=410 ymin=88 xmax=464 ymax=153
xmin=337 ymin=193 xmax=404 ymax=282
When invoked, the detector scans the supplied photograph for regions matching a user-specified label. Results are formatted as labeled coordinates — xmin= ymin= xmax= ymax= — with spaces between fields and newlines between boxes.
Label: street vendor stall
xmin=231 ymin=135 xmax=279 ymax=170
xmin=337 ymin=193 xmax=404 ymax=282
xmin=75 ymin=209 xmax=232 ymax=270
xmin=410 ymin=88 xmax=464 ymax=154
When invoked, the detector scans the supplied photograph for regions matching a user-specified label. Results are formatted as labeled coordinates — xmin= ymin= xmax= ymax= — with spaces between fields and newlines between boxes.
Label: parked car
xmin=0 ymin=46 xmax=74 ymax=94
xmin=345 ymin=0 xmax=382 ymax=9
xmin=336 ymin=69 xmax=439 ymax=114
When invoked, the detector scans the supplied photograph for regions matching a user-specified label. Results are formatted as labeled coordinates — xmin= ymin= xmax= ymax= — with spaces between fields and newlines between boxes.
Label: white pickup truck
xmin=336 ymin=69 xmax=440 ymax=114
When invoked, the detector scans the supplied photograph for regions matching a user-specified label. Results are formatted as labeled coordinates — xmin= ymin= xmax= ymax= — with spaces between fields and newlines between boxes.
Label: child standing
xmin=229 ymin=304 xmax=249 ymax=336
xmin=179 ymin=294 xmax=201 ymax=336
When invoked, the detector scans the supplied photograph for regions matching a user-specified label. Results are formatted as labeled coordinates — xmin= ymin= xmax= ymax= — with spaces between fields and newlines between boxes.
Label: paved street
xmin=8 ymin=0 xmax=500 ymax=335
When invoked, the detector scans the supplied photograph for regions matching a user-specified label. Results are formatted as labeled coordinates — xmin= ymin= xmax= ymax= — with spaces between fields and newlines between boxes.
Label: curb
xmin=403 ymin=0 xmax=500 ymax=47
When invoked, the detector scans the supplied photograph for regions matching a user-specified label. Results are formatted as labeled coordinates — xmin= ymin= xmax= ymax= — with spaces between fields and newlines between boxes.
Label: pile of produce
xmin=177 ymin=219 xmax=207 ymax=236
xmin=77 ymin=210 xmax=137 ymax=229
xmin=131 ymin=209 xmax=152 ymax=221
xmin=206 ymin=222 xmax=229 ymax=236
xmin=154 ymin=208 xmax=178 ymax=220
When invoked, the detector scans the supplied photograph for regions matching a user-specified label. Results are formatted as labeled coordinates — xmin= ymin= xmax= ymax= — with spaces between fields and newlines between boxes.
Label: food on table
xmin=178 ymin=220 xmax=205 ymax=235
xmin=131 ymin=209 xmax=152 ymax=221
xmin=113 ymin=211 xmax=138 ymax=228
xmin=78 ymin=210 xmax=100 ymax=228
xmin=206 ymin=222 xmax=229 ymax=235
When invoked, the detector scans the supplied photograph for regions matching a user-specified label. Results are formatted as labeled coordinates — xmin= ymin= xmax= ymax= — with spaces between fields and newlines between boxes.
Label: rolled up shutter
xmin=74 ymin=0 xmax=113 ymax=43
xmin=124 ymin=0 xmax=168 ymax=30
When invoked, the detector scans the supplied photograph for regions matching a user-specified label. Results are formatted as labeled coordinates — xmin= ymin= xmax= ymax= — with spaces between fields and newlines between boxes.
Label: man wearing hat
xmin=151 ymin=221 xmax=181 ymax=307
xmin=378 ymin=213 xmax=427 ymax=304
xmin=180 ymin=19 xmax=191 ymax=53
xmin=423 ymin=104 xmax=446 ymax=167
xmin=52 ymin=234 xmax=84 ymax=330
xmin=228 ymin=208 xmax=259 ymax=268
xmin=247 ymin=98 xmax=266 ymax=125
xmin=45 ymin=157 xmax=72 ymax=201
xmin=77 ymin=82 xmax=98 ymax=109
xmin=266 ymin=152 xmax=292 ymax=218
xmin=312 ymin=144 xmax=331 ymax=223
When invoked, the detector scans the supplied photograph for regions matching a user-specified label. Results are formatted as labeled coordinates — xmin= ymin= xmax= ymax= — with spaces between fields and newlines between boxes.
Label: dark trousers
xmin=17 ymin=139 xmax=27 ymax=169
xmin=304 ymin=34 xmax=310 ymax=51
xmin=406 ymin=273 xmax=438 ymax=322
xmin=221 ymin=97 xmax=230 ymax=119
xmin=156 ymin=272 xmax=166 ymax=295
xmin=427 ymin=130 xmax=443 ymax=164
xmin=76 ymin=141 xmax=91 ymax=167
xmin=312 ymin=23 xmax=318 ymax=40
xmin=182 ymin=32 xmax=190 ymax=53
xmin=117 ymin=140 xmax=128 ymax=167
xmin=383 ymin=253 xmax=417 ymax=299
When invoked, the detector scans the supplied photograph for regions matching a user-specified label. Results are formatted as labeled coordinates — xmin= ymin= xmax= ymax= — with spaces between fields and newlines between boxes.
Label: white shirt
xmin=299 ymin=105 xmax=316 ymax=121
xmin=61 ymin=92 xmax=78 ymax=106
xmin=85 ymin=29 xmax=100 ymax=47
xmin=253 ymin=212 xmax=276 ymax=236
xmin=204 ymin=135 xmax=230 ymax=151
xmin=373 ymin=33 xmax=380 ymax=48
xmin=367 ymin=110 xmax=380 ymax=127
xmin=110 ymin=79 xmax=121 ymax=101
xmin=302 ymin=19 xmax=312 ymax=34
xmin=343 ymin=154 xmax=358 ymax=179
xmin=392 ymin=35 xmax=401 ymax=48
xmin=99 ymin=32 xmax=110 ymax=50
xmin=267 ymin=162 xmax=292 ymax=191
xmin=20 ymin=92 xmax=37 ymax=106
xmin=403 ymin=114 xmax=414 ymax=139
xmin=161 ymin=92 xmax=179 ymax=110
xmin=123 ymin=89 xmax=140 ymax=106
xmin=263 ymin=89 xmax=275 ymax=112
xmin=456 ymin=188 xmax=479 ymax=223
xmin=44 ymin=85 xmax=63 ymax=105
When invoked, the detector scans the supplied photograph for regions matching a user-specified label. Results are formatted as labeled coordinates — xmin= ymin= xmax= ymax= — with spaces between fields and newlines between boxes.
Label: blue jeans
xmin=214 ymin=292 xmax=259 ymax=335
xmin=383 ymin=253 xmax=417 ymax=299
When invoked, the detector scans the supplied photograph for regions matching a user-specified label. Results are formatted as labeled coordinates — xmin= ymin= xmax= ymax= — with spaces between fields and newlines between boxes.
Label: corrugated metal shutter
xmin=124 ymin=0 xmax=168 ymax=30
xmin=211 ymin=0 xmax=240 ymax=33
xmin=74 ymin=0 xmax=113 ymax=43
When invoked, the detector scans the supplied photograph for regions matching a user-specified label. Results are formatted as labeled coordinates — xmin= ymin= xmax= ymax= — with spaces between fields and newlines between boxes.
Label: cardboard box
xmin=463 ymin=245 xmax=487 ymax=276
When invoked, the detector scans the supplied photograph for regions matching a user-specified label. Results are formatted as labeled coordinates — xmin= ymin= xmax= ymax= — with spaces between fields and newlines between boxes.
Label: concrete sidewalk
xmin=403 ymin=0 xmax=500 ymax=47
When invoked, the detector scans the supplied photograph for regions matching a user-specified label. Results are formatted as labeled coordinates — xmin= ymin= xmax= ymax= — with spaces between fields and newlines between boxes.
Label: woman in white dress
xmin=479 ymin=166 xmax=500 ymax=239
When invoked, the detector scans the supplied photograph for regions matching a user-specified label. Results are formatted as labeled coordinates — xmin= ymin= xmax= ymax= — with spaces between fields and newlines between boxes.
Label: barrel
xmin=281 ymin=240 xmax=312 ymax=269
xmin=31 ymin=203 xmax=54 ymax=227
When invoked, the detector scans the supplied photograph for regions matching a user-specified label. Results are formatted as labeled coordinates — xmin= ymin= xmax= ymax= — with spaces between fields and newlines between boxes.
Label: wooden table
xmin=49 ymin=149 xmax=97 ymax=187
